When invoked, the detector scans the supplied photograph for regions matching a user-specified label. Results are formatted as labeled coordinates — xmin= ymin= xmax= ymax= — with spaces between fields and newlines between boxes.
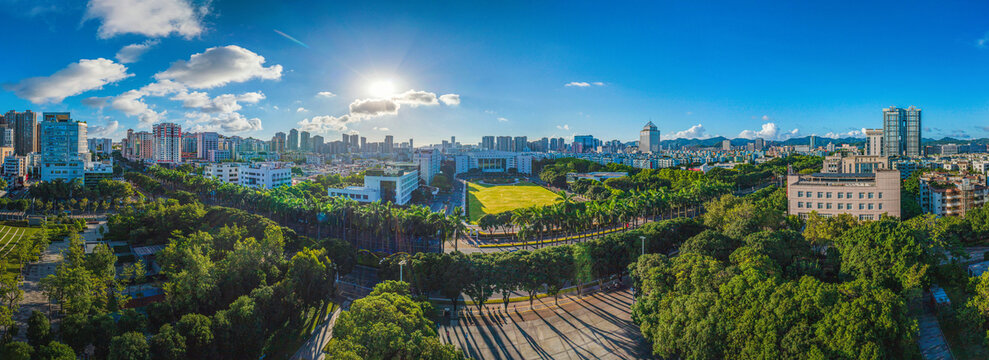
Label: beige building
xmin=919 ymin=172 xmax=987 ymax=217
xmin=787 ymin=170 xmax=901 ymax=220
xmin=822 ymin=154 xmax=888 ymax=174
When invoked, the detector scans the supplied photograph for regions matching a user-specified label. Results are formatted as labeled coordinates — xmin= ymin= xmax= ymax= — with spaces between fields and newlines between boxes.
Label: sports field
xmin=0 ymin=224 xmax=43 ymax=281
xmin=467 ymin=181 xmax=560 ymax=221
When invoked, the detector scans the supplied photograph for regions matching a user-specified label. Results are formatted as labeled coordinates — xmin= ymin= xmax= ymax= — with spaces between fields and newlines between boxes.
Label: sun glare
xmin=367 ymin=79 xmax=397 ymax=98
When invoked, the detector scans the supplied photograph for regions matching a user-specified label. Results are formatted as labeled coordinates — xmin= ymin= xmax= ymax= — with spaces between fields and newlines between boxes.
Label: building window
xmin=817 ymin=192 xmax=823 ymax=198
xmin=826 ymin=192 xmax=832 ymax=198
xmin=797 ymin=202 xmax=803 ymax=208
xmin=838 ymin=192 xmax=844 ymax=199
xmin=859 ymin=203 xmax=864 ymax=210
xmin=858 ymin=192 xmax=864 ymax=199
xmin=826 ymin=203 xmax=832 ymax=209
xmin=859 ymin=214 xmax=874 ymax=221
xmin=878 ymin=192 xmax=883 ymax=199
xmin=846 ymin=192 xmax=852 ymax=198
xmin=868 ymin=192 xmax=874 ymax=199
xmin=878 ymin=203 xmax=883 ymax=210
xmin=868 ymin=203 xmax=873 ymax=210
xmin=798 ymin=191 xmax=803 ymax=197
xmin=838 ymin=203 xmax=844 ymax=210
xmin=817 ymin=203 xmax=823 ymax=209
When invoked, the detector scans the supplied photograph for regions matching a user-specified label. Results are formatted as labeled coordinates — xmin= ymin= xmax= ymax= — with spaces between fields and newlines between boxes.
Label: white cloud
xmin=565 ymin=81 xmax=605 ymax=87
xmin=300 ymin=89 xmax=449 ymax=133
xmin=298 ymin=115 xmax=353 ymax=133
xmin=349 ymin=98 xmax=399 ymax=118
xmin=497 ymin=117 xmax=509 ymax=122
xmin=111 ymin=89 xmax=164 ymax=126
xmin=761 ymin=115 xmax=770 ymax=121
xmin=82 ymin=96 xmax=112 ymax=108
xmin=184 ymin=111 xmax=262 ymax=133
xmin=89 ymin=120 xmax=119 ymax=137
xmin=4 ymin=58 xmax=131 ymax=104
xmin=825 ymin=128 xmax=867 ymax=138
xmin=439 ymin=93 xmax=461 ymax=106
xmin=372 ymin=126 xmax=390 ymax=131
xmin=170 ymin=91 xmax=264 ymax=113
xmin=296 ymin=107 xmax=308 ymax=113
xmin=155 ymin=45 xmax=283 ymax=89
xmin=556 ymin=124 xmax=570 ymax=130
xmin=978 ymin=32 xmax=989 ymax=48
xmin=316 ymin=91 xmax=336 ymax=98
xmin=738 ymin=122 xmax=800 ymax=140
xmin=115 ymin=39 xmax=159 ymax=64
xmin=139 ymin=79 xmax=186 ymax=96
xmin=662 ymin=124 xmax=709 ymax=140
xmin=84 ymin=0 xmax=207 ymax=39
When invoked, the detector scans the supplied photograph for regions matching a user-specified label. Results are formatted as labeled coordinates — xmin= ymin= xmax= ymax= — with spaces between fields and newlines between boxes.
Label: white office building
xmin=205 ymin=163 xmax=240 ymax=184
xmin=239 ymin=163 xmax=292 ymax=189
xmin=454 ymin=151 xmax=532 ymax=174
xmin=413 ymin=149 xmax=442 ymax=184
xmin=328 ymin=167 xmax=419 ymax=205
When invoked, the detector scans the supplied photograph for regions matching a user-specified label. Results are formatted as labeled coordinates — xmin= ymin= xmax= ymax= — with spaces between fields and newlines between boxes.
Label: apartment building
xmin=919 ymin=172 xmax=988 ymax=217
xmin=204 ymin=163 xmax=240 ymax=184
xmin=787 ymin=170 xmax=901 ymax=220
xmin=239 ymin=163 xmax=292 ymax=189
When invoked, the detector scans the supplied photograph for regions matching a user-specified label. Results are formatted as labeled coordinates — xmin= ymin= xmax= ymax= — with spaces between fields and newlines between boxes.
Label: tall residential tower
xmin=639 ymin=121 xmax=660 ymax=153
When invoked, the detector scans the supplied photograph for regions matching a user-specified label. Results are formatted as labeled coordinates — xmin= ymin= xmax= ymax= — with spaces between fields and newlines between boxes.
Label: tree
xmin=680 ymin=230 xmax=738 ymax=262
xmin=36 ymin=341 xmax=74 ymax=360
xmin=211 ymin=296 xmax=264 ymax=359
xmin=325 ymin=281 xmax=464 ymax=360
xmin=59 ymin=313 xmax=92 ymax=354
xmin=150 ymin=324 xmax=186 ymax=360
xmin=0 ymin=341 xmax=32 ymax=360
xmin=109 ymin=332 xmax=150 ymax=360
xmin=286 ymin=247 xmax=336 ymax=308
xmin=430 ymin=174 xmax=452 ymax=192
xmin=175 ymin=314 xmax=213 ymax=359
xmin=27 ymin=310 xmax=51 ymax=348
xmin=118 ymin=308 xmax=148 ymax=334
xmin=463 ymin=253 xmax=496 ymax=312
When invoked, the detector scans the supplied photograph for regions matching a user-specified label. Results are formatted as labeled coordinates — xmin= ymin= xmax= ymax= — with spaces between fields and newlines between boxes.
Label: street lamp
xmin=640 ymin=236 xmax=646 ymax=256
xmin=399 ymin=259 xmax=408 ymax=282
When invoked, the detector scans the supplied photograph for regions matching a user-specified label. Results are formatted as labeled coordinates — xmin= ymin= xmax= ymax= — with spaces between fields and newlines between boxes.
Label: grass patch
xmin=467 ymin=181 xmax=559 ymax=221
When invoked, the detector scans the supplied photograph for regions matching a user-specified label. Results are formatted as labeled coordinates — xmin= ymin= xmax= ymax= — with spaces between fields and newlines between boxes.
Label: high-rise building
xmin=883 ymin=106 xmax=922 ymax=157
xmin=537 ymin=137 xmax=549 ymax=152
xmin=513 ymin=136 xmax=527 ymax=152
xmin=450 ymin=136 xmax=456 ymax=145
xmin=865 ymin=129 xmax=883 ymax=156
xmin=88 ymin=138 xmax=113 ymax=154
xmin=482 ymin=136 xmax=495 ymax=150
xmin=123 ymin=129 xmax=153 ymax=160
xmin=288 ymin=129 xmax=299 ymax=150
xmin=153 ymin=122 xmax=182 ymax=163
xmin=809 ymin=135 xmax=817 ymax=149
xmin=300 ymin=131 xmax=310 ymax=151
xmin=39 ymin=113 xmax=88 ymax=182
xmin=0 ymin=128 xmax=14 ymax=148
xmin=6 ymin=110 xmax=38 ymax=155
xmin=722 ymin=139 xmax=731 ymax=151
xmin=197 ymin=132 xmax=219 ymax=159
xmin=360 ymin=137 xmax=367 ymax=152
xmin=496 ymin=136 xmax=512 ymax=151
xmin=754 ymin=138 xmax=765 ymax=151
xmin=311 ymin=135 xmax=324 ymax=153
xmin=639 ymin=121 xmax=660 ymax=153
xmin=350 ymin=134 xmax=359 ymax=151
xmin=384 ymin=135 xmax=394 ymax=153
xmin=272 ymin=132 xmax=286 ymax=153
xmin=413 ymin=149 xmax=442 ymax=184
xmin=341 ymin=133 xmax=349 ymax=148
xmin=409 ymin=138 xmax=414 ymax=149
xmin=573 ymin=135 xmax=598 ymax=153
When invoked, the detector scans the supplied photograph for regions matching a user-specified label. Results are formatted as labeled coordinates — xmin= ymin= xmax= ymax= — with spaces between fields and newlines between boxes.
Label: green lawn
xmin=0 ymin=224 xmax=44 ymax=281
xmin=467 ymin=181 xmax=560 ymax=221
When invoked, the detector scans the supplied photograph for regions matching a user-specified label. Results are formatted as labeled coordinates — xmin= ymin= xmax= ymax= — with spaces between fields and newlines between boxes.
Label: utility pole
xmin=640 ymin=236 xmax=646 ymax=256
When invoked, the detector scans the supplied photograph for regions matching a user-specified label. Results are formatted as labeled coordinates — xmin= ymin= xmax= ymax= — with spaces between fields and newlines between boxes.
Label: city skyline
xmin=4 ymin=1 xmax=989 ymax=144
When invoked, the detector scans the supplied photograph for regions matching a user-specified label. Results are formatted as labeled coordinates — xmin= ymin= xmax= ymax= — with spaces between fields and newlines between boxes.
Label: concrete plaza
xmin=440 ymin=289 xmax=653 ymax=360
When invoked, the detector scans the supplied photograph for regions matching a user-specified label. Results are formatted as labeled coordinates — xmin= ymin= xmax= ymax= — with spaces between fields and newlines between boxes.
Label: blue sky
xmin=2 ymin=0 xmax=989 ymax=144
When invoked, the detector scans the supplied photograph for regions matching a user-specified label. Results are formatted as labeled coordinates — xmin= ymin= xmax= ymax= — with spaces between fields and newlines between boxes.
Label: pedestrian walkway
xmin=917 ymin=302 xmax=953 ymax=360
xmin=291 ymin=302 xmax=346 ymax=360
xmin=440 ymin=289 xmax=651 ymax=359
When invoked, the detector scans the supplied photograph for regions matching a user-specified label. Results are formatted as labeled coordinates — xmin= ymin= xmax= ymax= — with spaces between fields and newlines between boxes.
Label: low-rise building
xmin=786 ymin=170 xmax=901 ymax=220
xmin=453 ymin=151 xmax=532 ymax=174
xmin=84 ymin=161 xmax=113 ymax=188
xmin=208 ymin=149 xmax=232 ymax=162
xmin=566 ymin=172 xmax=628 ymax=183
xmin=919 ymin=172 xmax=988 ymax=217
xmin=239 ymin=163 xmax=291 ymax=189
xmin=328 ymin=167 xmax=419 ymax=205
xmin=204 ymin=163 xmax=240 ymax=184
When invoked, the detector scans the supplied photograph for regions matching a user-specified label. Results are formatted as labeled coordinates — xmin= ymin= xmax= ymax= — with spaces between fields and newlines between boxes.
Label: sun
xmin=367 ymin=79 xmax=397 ymax=98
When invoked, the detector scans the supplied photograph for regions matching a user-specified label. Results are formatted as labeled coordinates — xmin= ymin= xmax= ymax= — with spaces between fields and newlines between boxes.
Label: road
xmin=440 ymin=289 xmax=651 ymax=360
xmin=291 ymin=303 xmax=345 ymax=360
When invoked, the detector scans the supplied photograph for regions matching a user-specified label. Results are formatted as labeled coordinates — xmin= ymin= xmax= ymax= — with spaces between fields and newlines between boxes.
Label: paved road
xmin=440 ymin=289 xmax=652 ymax=360
xmin=291 ymin=303 xmax=345 ymax=360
